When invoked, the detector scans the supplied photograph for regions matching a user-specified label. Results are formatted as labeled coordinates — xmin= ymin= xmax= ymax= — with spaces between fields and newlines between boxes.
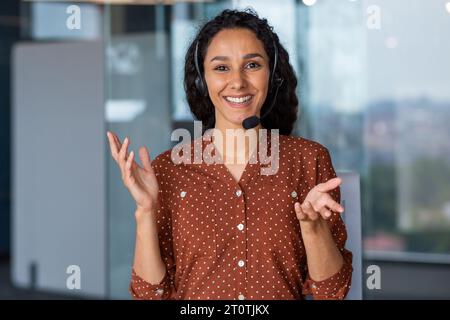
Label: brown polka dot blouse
xmin=129 ymin=134 xmax=353 ymax=300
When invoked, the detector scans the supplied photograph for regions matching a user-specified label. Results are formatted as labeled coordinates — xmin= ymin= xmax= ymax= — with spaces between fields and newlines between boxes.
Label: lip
xmin=224 ymin=94 xmax=253 ymax=98
xmin=223 ymin=94 xmax=254 ymax=109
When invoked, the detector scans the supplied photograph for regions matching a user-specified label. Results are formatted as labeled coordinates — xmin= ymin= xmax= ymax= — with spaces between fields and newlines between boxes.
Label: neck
xmin=212 ymin=118 xmax=262 ymax=164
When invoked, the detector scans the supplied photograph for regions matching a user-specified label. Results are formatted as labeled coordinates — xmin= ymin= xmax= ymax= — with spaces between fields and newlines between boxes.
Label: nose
xmin=229 ymin=69 xmax=247 ymax=90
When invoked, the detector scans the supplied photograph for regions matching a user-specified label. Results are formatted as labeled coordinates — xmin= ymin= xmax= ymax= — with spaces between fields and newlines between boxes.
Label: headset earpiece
xmin=194 ymin=41 xmax=208 ymax=97
xmin=195 ymin=76 xmax=207 ymax=97
xmin=274 ymin=74 xmax=284 ymax=88
xmin=269 ymin=37 xmax=284 ymax=93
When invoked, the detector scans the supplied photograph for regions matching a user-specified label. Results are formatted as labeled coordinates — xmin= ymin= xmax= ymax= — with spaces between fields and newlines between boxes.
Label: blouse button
xmin=238 ymin=294 xmax=245 ymax=300
xmin=238 ymin=260 xmax=245 ymax=267
xmin=155 ymin=288 xmax=164 ymax=295
xmin=311 ymin=284 xmax=317 ymax=290
xmin=291 ymin=191 xmax=297 ymax=198
xmin=237 ymin=223 xmax=244 ymax=231
xmin=235 ymin=189 xmax=242 ymax=197
xmin=180 ymin=191 xmax=187 ymax=198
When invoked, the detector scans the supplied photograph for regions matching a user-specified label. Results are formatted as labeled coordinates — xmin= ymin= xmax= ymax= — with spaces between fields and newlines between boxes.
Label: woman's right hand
xmin=106 ymin=131 xmax=159 ymax=216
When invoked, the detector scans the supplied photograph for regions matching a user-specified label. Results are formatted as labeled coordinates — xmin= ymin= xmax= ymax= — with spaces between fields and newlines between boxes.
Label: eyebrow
xmin=209 ymin=53 xmax=265 ymax=63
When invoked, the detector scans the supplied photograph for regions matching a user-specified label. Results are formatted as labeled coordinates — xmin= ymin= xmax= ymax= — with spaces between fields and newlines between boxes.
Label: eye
xmin=214 ymin=65 xmax=228 ymax=72
xmin=246 ymin=62 xmax=261 ymax=69
xmin=213 ymin=62 xmax=261 ymax=72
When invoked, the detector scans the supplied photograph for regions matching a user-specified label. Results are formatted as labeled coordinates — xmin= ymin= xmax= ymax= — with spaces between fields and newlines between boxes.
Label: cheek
xmin=204 ymin=72 xmax=225 ymax=92
xmin=254 ymin=79 xmax=269 ymax=103
xmin=206 ymin=82 xmax=224 ymax=106
xmin=207 ymin=81 xmax=224 ymax=97
xmin=252 ymin=71 xmax=270 ymax=94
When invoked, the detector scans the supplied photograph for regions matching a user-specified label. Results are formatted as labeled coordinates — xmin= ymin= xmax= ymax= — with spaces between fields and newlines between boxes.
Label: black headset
xmin=194 ymin=34 xmax=284 ymax=129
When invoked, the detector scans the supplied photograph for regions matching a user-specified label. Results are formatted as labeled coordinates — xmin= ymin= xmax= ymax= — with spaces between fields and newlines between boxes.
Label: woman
xmin=107 ymin=8 xmax=352 ymax=300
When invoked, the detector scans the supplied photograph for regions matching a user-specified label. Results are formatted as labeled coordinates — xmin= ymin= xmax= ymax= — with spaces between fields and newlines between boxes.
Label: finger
xmin=111 ymin=132 xmax=121 ymax=148
xmin=314 ymin=193 xmax=344 ymax=214
xmin=326 ymin=199 xmax=344 ymax=213
xmin=124 ymin=150 xmax=138 ymax=185
xmin=139 ymin=146 xmax=153 ymax=172
xmin=110 ymin=131 xmax=127 ymax=162
xmin=319 ymin=207 xmax=332 ymax=220
xmin=301 ymin=201 xmax=319 ymax=221
xmin=111 ymin=132 xmax=125 ymax=156
xmin=106 ymin=131 xmax=119 ymax=160
xmin=126 ymin=150 xmax=134 ymax=171
xmin=294 ymin=202 xmax=307 ymax=221
xmin=315 ymin=177 xmax=342 ymax=193
xmin=119 ymin=136 xmax=129 ymax=166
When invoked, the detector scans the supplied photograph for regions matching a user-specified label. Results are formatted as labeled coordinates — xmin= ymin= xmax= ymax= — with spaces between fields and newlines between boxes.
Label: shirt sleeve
xmin=301 ymin=147 xmax=353 ymax=300
xmin=129 ymin=159 xmax=177 ymax=300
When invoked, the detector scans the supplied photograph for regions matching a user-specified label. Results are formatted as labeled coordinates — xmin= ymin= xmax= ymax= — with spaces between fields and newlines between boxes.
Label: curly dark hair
xmin=183 ymin=8 xmax=299 ymax=135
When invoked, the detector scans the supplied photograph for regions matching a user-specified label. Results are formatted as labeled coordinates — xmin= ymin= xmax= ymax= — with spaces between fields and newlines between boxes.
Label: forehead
xmin=205 ymin=28 xmax=268 ymax=59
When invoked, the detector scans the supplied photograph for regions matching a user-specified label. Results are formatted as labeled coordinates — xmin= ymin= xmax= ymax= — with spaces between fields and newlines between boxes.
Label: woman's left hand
xmin=294 ymin=177 xmax=344 ymax=228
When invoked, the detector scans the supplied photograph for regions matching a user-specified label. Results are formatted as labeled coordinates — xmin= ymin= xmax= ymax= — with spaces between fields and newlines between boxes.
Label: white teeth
xmin=225 ymin=95 xmax=252 ymax=103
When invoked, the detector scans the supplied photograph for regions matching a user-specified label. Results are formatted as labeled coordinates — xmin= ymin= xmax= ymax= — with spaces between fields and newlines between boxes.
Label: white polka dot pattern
xmin=129 ymin=134 xmax=353 ymax=300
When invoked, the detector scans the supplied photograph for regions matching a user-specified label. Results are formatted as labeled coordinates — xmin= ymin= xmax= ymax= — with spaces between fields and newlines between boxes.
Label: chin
xmin=232 ymin=114 xmax=259 ymax=128
xmin=216 ymin=106 xmax=261 ymax=128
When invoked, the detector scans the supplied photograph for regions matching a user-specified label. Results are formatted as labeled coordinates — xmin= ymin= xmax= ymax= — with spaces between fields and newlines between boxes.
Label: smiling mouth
xmin=223 ymin=95 xmax=254 ymax=108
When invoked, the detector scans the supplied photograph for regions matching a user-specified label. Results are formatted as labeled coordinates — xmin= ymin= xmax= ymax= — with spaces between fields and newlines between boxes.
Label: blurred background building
xmin=1 ymin=0 xmax=450 ymax=299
